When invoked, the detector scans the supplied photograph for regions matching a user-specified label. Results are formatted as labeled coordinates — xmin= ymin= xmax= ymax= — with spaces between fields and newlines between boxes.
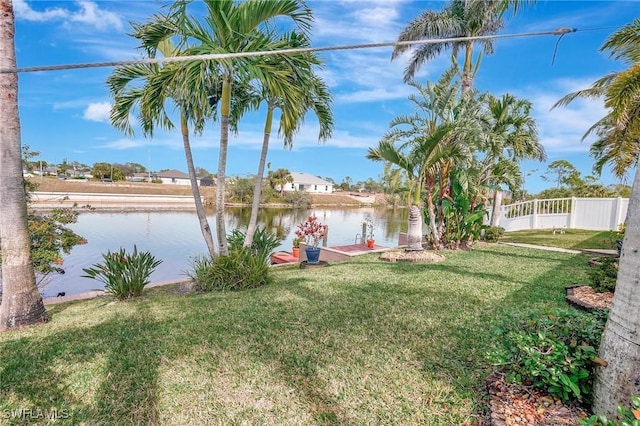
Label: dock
xmin=271 ymin=243 xmax=392 ymax=266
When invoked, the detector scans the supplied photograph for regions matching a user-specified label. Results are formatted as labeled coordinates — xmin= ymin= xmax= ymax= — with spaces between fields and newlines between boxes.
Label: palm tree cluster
xmin=368 ymin=65 xmax=543 ymax=250
xmin=107 ymin=0 xmax=333 ymax=257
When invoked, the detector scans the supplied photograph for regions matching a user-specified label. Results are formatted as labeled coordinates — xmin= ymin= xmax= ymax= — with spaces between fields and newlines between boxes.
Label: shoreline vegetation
xmin=28 ymin=178 xmax=389 ymax=210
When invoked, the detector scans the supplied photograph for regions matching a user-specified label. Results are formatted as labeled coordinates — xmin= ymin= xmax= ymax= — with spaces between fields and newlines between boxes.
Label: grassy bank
xmin=29 ymin=177 xmax=377 ymax=207
xmin=0 ymin=245 xmax=591 ymax=425
xmin=502 ymin=229 xmax=620 ymax=250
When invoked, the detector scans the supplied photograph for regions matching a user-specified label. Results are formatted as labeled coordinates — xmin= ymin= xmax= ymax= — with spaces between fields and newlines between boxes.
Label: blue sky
xmin=13 ymin=0 xmax=638 ymax=194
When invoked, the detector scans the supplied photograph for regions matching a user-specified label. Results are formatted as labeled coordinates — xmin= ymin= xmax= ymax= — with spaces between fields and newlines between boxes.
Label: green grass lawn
xmin=0 ymin=245 xmax=593 ymax=425
xmin=502 ymin=228 xmax=621 ymax=250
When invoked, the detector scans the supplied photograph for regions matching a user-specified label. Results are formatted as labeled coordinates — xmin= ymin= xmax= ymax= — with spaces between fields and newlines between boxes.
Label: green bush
xmin=589 ymin=257 xmax=618 ymax=293
xmin=227 ymin=227 xmax=282 ymax=265
xmin=81 ymin=245 xmax=162 ymax=299
xmin=489 ymin=308 xmax=608 ymax=404
xmin=283 ymin=191 xmax=311 ymax=208
xmin=484 ymin=226 xmax=505 ymax=242
xmin=580 ymin=395 xmax=640 ymax=425
xmin=189 ymin=227 xmax=280 ymax=292
xmin=189 ymin=248 xmax=270 ymax=292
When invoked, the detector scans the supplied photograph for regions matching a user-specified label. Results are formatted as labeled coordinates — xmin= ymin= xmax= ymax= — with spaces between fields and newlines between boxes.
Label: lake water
xmin=42 ymin=207 xmax=408 ymax=297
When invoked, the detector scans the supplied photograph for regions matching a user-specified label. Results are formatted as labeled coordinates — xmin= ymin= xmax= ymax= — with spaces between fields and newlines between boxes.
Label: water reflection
xmin=43 ymin=207 xmax=408 ymax=297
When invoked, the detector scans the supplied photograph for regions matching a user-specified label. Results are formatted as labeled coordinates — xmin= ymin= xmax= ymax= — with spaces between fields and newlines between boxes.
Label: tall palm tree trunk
xmin=0 ymin=1 xmax=48 ymax=330
xmin=592 ymin=165 xmax=640 ymax=416
xmin=406 ymin=189 xmax=424 ymax=251
xmin=490 ymin=190 xmax=502 ymax=227
xmin=425 ymin=179 xmax=440 ymax=249
xmin=461 ymin=42 xmax=473 ymax=95
xmin=244 ymin=102 xmax=274 ymax=247
xmin=180 ymin=113 xmax=217 ymax=258
xmin=215 ymin=77 xmax=232 ymax=256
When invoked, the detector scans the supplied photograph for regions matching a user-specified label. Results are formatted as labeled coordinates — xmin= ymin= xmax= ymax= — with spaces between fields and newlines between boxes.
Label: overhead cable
xmin=0 ymin=28 xmax=578 ymax=74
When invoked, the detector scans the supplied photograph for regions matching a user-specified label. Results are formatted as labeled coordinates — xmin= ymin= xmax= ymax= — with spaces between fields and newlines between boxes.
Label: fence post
xmin=532 ymin=199 xmax=538 ymax=228
xmin=569 ymin=197 xmax=577 ymax=229
xmin=614 ymin=197 xmax=624 ymax=230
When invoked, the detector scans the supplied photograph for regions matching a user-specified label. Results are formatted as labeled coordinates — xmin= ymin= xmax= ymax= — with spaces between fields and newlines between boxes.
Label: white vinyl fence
xmin=495 ymin=197 xmax=629 ymax=232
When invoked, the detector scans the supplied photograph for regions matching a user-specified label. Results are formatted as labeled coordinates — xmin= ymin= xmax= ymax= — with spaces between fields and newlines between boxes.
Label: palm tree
xmin=392 ymin=0 xmax=533 ymax=93
xmin=588 ymin=115 xmax=638 ymax=181
xmin=171 ymin=0 xmax=313 ymax=256
xmin=107 ymin=17 xmax=218 ymax=258
xmin=0 ymin=2 xmax=49 ymax=330
xmin=555 ymin=18 xmax=640 ymax=416
xmin=367 ymin=67 xmax=470 ymax=250
xmin=243 ymin=31 xmax=333 ymax=247
xmin=477 ymin=93 xmax=544 ymax=225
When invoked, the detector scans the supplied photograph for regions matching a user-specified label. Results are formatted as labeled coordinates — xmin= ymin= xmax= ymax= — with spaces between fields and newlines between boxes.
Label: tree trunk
xmin=215 ymin=77 xmax=231 ymax=256
xmin=425 ymin=180 xmax=440 ymax=249
xmin=244 ymin=103 xmax=273 ymax=247
xmin=592 ymin=166 xmax=640 ymax=416
xmin=490 ymin=190 xmax=502 ymax=227
xmin=0 ymin=1 xmax=49 ymax=330
xmin=180 ymin=112 xmax=217 ymax=258
xmin=406 ymin=204 xmax=424 ymax=251
xmin=461 ymin=42 xmax=473 ymax=95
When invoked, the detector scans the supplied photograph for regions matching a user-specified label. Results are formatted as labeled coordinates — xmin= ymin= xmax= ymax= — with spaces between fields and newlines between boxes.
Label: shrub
xmin=283 ymin=191 xmax=311 ymax=208
xmin=484 ymin=226 xmax=505 ymax=242
xmin=189 ymin=248 xmax=270 ymax=292
xmin=227 ymin=227 xmax=283 ymax=264
xmin=189 ymin=227 xmax=280 ymax=291
xmin=81 ymin=245 xmax=162 ymax=299
xmin=488 ymin=308 xmax=608 ymax=404
xmin=579 ymin=395 xmax=640 ymax=425
xmin=588 ymin=257 xmax=618 ymax=293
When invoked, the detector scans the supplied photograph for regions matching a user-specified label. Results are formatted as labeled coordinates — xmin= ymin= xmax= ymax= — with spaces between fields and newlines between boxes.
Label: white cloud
xmin=100 ymin=139 xmax=143 ymax=150
xmin=15 ymin=0 xmax=123 ymax=31
xmin=13 ymin=0 xmax=67 ymax=21
xmin=513 ymin=81 xmax=608 ymax=156
xmin=83 ymin=102 xmax=112 ymax=122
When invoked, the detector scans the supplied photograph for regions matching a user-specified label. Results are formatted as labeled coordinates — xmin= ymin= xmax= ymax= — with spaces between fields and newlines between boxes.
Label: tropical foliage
xmin=81 ymin=246 xmax=162 ymax=300
xmin=490 ymin=308 xmax=608 ymax=404
xmin=392 ymin=0 xmax=533 ymax=92
xmin=107 ymin=16 xmax=217 ymax=258
xmin=370 ymin=63 xmax=542 ymax=250
xmin=162 ymin=0 xmax=314 ymax=256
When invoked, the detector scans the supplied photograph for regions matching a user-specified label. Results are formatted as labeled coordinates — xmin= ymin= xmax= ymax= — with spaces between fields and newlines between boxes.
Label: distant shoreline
xmin=29 ymin=191 xmax=387 ymax=212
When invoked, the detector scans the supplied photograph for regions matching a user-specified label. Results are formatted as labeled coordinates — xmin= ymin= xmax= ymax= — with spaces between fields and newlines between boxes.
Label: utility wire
xmin=0 ymin=28 xmax=578 ymax=74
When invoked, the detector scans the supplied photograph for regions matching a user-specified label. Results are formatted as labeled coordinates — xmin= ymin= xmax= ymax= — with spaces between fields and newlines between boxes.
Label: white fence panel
xmin=535 ymin=214 xmax=570 ymax=230
xmin=497 ymin=197 xmax=628 ymax=232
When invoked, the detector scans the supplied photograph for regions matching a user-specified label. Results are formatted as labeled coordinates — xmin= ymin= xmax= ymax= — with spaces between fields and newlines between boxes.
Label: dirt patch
xmin=566 ymin=285 xmax=613 ymax=311
xmin=32 ymin=177 xmax=216 ymax=198
xmin=379 ymin=250 xmax=445 ymax=263
xmin=486 ymin=372 xmax=589 ymax=425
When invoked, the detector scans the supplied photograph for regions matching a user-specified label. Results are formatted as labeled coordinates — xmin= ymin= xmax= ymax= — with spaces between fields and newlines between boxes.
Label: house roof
xmin=289 ymin=172 xmax=333 ymax=186
xmin=156 ymin=169 xmax=191 ymax=179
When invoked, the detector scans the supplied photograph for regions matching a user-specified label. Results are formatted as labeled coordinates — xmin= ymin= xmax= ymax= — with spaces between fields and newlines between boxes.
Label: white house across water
xmin=282 ymin=172 xmax=334 ymax=194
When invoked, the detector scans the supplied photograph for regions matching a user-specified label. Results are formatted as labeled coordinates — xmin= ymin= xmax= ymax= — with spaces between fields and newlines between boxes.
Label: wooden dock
xmin=271 ymin=243 xmax=391 ymax=266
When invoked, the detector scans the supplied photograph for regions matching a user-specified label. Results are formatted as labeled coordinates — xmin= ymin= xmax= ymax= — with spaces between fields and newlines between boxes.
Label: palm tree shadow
xmin=0 ymin=300 xmax=164 ymax=424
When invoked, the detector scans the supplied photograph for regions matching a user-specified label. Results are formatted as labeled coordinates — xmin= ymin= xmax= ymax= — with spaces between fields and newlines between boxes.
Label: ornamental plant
xmin=364 ymin=215 xmax=375 ymax=240
xmin=82 ymin=245 xmax=162 ymax=299
xmin=295 ymin=215 xmax=327 ymax=248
